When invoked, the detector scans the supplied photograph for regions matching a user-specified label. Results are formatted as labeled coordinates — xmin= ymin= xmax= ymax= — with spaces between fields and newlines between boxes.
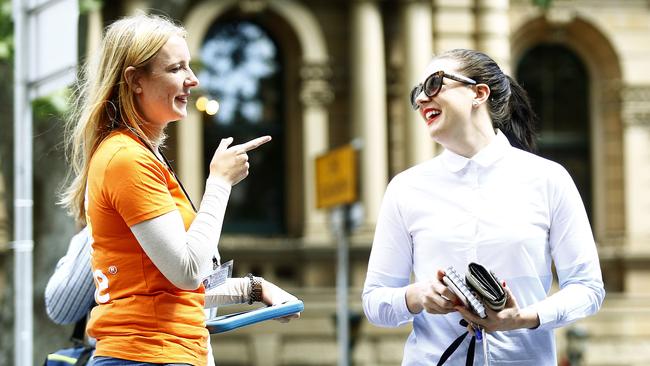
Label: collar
xmin=440 ymin=130 xmax=511 ymax=173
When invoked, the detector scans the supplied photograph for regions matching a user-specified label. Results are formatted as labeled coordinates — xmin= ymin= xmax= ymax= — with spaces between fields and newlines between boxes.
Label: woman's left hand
xmin=455 ymin=282 xmax=540 ymax=333
xmin=260 ymin=280 xmax=301 ymax=323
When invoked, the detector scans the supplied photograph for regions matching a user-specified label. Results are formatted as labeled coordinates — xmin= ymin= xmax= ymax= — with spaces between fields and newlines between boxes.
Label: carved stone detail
xmin=300 ymin=63 xmax=334 ymax=107
xmin=239 ymin=0 xmax=269 ymax=13
xmin=622 ymin=85 xmax=650 ymax=127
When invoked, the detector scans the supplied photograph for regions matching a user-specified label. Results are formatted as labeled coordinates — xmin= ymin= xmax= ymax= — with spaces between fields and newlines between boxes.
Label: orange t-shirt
xmin=86 ymin=130 xmax=207 ymax=366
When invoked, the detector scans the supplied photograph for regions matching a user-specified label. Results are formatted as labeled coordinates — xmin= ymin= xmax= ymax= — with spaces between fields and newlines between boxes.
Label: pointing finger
xmin=231 ymin=136 xmax=272 ymax=153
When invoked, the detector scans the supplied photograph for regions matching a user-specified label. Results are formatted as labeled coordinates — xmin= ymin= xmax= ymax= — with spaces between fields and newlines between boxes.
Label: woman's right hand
xmin=209 ymin=136 xmax=272 ymax=186
xmin=405 ymin=269 xmax=462 ymax=315
xmin=260 ymin=280 xmax=301 ymax=323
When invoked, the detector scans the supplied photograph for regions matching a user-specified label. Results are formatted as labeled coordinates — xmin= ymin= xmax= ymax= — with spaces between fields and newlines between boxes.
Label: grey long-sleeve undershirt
xmin=127 ymin=176 xmax=252 ymax=304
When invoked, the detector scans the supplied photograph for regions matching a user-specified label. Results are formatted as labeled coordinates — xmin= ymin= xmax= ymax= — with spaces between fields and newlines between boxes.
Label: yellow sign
xmin=315 ymin=145 xmax=358 ymax=209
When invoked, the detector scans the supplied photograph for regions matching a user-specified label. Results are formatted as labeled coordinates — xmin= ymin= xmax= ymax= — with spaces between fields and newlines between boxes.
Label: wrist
xmin=515 ymin=308 xmax=540 ymax=329
xmin=246 ymin=273 xmax=264 ymax=305
xmin=207 ymin=175 xmax=233 ymax=188
xmin=405 ymin=283 xmax=424 ymax=314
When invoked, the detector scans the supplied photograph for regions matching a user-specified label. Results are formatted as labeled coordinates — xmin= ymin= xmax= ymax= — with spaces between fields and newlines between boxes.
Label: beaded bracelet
xmin=246 ymin=273 xmax=263 ymax=305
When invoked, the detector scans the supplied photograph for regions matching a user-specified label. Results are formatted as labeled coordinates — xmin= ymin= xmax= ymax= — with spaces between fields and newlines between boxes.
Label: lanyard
xmin=135 ymin=134 xmax=197 ymax=213
xmin=436 ymin=320 xmax=490 ymax=365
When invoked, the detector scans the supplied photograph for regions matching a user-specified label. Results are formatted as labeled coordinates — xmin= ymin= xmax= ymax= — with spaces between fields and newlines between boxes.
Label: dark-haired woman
xmin=362 ymin=49 xmax=604 ymax=365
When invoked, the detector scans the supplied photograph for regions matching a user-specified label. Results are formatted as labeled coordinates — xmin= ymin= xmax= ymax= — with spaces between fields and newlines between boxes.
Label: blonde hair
xmin=60 ymin=13 xmax=186 ymax=223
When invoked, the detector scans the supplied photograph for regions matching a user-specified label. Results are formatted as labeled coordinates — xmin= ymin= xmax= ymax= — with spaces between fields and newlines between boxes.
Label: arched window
xmin=516 ymin=44 xmax=592 ymax=219
xmin=199 ymin=20 xmax=286 ymax=234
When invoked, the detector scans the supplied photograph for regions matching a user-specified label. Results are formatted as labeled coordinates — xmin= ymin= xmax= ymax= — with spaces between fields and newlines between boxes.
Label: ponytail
xmin=503 ymin=75 xmax=537 ymax=153
xmin=437 ymin=49 xmax=538 ymax=153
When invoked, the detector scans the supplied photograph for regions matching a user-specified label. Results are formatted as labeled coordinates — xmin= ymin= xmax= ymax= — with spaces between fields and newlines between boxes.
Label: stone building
xmin=1 ymin=0 xmax=650 ymax=365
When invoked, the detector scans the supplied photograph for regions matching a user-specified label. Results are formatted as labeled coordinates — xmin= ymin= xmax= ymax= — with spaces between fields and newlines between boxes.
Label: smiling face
xmin=413 ymin=58 xmax=478 ymax=148
xmin=133 ymin=35 xmax=199 ymax=132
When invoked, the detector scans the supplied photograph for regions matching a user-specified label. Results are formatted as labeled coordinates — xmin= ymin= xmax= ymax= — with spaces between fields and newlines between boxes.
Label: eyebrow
xmin=164 ymin=59 xmax=190 ymax=69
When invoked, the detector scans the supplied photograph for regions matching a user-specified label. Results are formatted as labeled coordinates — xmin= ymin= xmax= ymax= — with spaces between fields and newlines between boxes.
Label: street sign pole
xmin=315 ymin=144 xmax=358 ymax=366
xmin=332 ymin=206 xmax=350 ymax=366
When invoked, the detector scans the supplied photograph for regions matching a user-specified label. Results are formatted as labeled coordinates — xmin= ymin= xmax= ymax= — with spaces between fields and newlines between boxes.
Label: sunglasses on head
xmin=409 ymin=70 xmax=477 ymax=110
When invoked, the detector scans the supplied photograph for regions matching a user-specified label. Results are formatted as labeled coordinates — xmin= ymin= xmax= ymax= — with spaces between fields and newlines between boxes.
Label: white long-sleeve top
xmin=362 ymin=131 xmax=605 ymax=366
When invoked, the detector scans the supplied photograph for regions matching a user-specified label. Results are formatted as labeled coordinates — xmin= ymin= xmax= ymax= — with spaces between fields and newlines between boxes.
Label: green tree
xmin=533 ymin=0 xmax=554 ymax=9
xmin=0 ymin=0 xmax=12 ymax=62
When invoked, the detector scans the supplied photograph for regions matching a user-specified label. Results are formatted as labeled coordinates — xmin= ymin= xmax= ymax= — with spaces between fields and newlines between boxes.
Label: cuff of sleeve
xmin=524 ymin=301 xmax=557 ymax=330
xmin=392 ymin=286 xmax=415 ymax=326
xmin=206 ymin=176 xmax=232 ymax=193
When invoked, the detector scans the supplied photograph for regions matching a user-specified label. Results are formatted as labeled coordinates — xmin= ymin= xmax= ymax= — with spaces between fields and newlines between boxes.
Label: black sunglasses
xmin=409 ymin=70 xmax=477 ymax=110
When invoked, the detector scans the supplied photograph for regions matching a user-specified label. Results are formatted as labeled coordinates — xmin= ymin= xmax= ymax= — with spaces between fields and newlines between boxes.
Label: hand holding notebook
xmin=206 ymin=300 xmax=304 ymax=333
xmin=442 ymin=262 xmax=507 ymax=319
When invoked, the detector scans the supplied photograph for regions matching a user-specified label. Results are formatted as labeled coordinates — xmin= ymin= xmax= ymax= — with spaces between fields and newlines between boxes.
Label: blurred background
xmin=1 ymin=0 xmax=650 ymax=365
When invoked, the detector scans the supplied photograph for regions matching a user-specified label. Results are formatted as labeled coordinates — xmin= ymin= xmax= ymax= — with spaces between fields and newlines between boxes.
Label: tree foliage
xmin=0 ymin=0 xmax=12 ymax=62
xmin=532 ymin=0 xmax=554 ymax=10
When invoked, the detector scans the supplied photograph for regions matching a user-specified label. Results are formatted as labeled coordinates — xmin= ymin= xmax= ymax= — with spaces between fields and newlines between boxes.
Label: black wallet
xmin=442 ymin=262 xmax=507 ymax=318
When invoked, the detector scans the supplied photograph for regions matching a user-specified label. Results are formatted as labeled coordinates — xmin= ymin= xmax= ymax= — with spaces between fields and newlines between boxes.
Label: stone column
xmin=350 ymin=0 xmax=388 ymax=236
xmin=622 ymin=84 xmax=650 ymax=292
xmin=300 ymin=63 xmax=334 ymax=244
xmin=433 ymin=0 xmax=475 ymax=53
xmin=85 ymin=5 xmax=103 ymax=56
xmin=177 ymin=107 xmax=204 ymax=205
xmin=401 ymin=0 xmax=435 ymax=166
xmin=475 ymin=0 xmax=511 ymax=73
xmin=622 ymin=85 xmax=650 ymax=241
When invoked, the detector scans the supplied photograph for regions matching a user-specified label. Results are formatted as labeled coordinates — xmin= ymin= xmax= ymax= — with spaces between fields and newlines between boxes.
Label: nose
xmin=185 ymin=67 xmax=200 ymax=89
xmin=415 ymin=88 xmax=431 ymax=108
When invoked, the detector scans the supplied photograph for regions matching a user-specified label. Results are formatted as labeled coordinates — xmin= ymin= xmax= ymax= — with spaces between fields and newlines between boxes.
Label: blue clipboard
xmin=206 ymin=300 xmax=304 ymax=334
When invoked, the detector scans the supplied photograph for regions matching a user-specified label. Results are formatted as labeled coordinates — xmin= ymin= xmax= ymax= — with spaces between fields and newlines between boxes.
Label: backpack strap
xmin=71 ymin=314 xmax=87 ymax=345
xmin=73 ymin=346 xmax=94 ymax=366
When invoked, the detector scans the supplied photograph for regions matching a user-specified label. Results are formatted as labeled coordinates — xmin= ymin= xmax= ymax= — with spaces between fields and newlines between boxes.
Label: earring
xmin=472 ymin=100 xmax=479 ymax=107
xmin=106 ymin=100 xmax=119 ymax=129
xmin=135 ymin=87 xmax=142 ymax=93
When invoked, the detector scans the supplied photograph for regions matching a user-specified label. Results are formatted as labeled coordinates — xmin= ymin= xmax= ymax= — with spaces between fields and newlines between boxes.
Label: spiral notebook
xmin=206 ymin=300 xmax=304 ymax=334
xmin=442 ymin=266 xmax=487 ymax=318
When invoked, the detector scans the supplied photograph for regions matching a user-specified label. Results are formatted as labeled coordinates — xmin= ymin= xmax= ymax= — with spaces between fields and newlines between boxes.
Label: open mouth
xmin=422 ymin=108 xmax=441 ymax=125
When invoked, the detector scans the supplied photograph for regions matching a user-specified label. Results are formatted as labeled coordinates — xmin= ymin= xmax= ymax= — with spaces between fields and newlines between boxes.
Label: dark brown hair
xmin=438 ymin=49 xmax=537 ymax=152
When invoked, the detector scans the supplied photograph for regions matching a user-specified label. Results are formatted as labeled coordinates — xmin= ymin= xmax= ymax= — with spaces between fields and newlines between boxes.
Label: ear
xmin=124 ymin=66 xmax=143 ymax=94
xmin=473 ymin=83 xmax=490 ymax=106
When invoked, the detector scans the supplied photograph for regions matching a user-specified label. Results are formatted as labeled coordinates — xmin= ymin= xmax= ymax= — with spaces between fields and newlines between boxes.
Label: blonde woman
xmin=61 ymin=14 xmax=297 ymax=366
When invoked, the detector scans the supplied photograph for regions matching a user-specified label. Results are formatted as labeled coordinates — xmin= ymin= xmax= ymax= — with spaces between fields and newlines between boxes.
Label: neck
xmin=141 ymin=124 xmax=167 ymax=151
xmin=445 ymin=119 xmax=496 ymax=158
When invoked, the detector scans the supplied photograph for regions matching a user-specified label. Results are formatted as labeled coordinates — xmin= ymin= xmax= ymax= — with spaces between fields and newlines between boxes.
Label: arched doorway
xmin=181 ymin=0 xmax=332 ymax=240
xmin=517 ymin=44 xmax=592 ymax=219
xmin=511 ymin=16 xmax=624 ymax=241
xmin=199 ymin=20 xmax=286 ymax=234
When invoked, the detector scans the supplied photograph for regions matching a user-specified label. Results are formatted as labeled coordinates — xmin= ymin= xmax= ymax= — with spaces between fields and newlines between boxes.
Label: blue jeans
xmin=90 ymin=356 xmax=192 ymax=366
